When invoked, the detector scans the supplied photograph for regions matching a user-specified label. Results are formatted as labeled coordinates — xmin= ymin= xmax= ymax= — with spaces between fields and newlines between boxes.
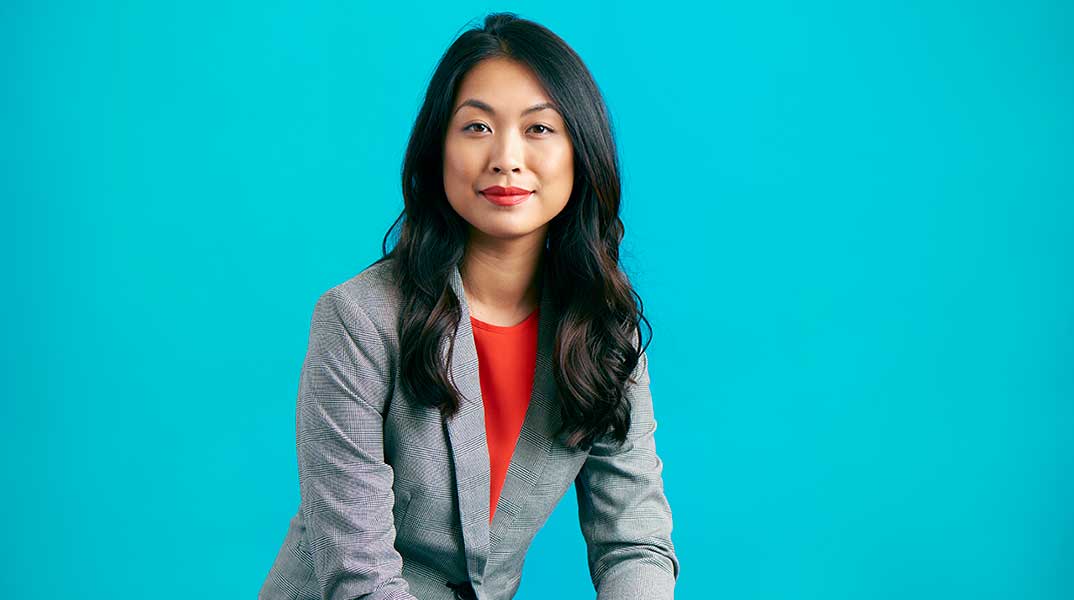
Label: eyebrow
xmin=453 ymin=98 xmax=560 ymax=117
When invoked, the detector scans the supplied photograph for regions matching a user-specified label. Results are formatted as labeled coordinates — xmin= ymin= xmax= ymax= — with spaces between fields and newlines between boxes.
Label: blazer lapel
xmin=443 ymin=261 xmax=559 ymax=585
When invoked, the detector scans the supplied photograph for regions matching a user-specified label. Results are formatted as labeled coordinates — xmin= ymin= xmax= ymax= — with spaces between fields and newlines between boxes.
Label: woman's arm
xmin=574 ymin=349 xmax=681 ymax=599
xmin=295 ymin=288 xmax=418 ymax=600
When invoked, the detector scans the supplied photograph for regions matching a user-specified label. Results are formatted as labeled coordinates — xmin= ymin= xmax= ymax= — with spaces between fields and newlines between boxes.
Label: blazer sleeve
xmin=295 ymin=288 xmax=418 ymax=600
xmin=574 ymin=348 xmax=681 ymax=600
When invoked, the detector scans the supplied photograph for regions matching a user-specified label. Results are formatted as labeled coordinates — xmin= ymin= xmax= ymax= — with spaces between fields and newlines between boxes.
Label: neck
xmin=458 ymin=234 xmax=545 ymax=323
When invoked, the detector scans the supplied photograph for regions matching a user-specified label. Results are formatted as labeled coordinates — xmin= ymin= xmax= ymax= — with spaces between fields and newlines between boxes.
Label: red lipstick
xmin=480 ymin=185 xmax=533 ymax=206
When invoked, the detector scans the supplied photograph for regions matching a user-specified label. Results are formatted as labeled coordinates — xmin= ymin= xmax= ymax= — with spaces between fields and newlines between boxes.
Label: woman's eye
xmin=462 ymin=123 xmax=555 ymax=135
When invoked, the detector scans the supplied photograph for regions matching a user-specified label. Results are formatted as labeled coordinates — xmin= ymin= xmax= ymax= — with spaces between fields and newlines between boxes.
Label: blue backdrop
xmin=5 ymin=1 xmax=1071 ymax=598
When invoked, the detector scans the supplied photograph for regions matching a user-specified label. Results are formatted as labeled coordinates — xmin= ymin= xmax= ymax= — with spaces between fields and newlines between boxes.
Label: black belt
xmin=445 ymin=579 xmax=477 ymax=600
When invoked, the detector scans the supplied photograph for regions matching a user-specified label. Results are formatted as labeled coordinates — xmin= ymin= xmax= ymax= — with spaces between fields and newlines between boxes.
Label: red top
xmin=470 ymin=307 xmax=540 ymax=524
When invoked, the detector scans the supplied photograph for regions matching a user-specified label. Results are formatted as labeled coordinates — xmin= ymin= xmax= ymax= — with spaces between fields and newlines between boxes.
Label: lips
xmin=481 ymin=185 xmax=532 ymax=196
xmin=480 ymin=185 xmax=533 ymax=206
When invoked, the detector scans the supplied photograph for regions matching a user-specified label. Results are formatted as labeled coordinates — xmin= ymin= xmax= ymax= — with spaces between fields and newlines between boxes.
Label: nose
xmin=489 ymin=128 xmax=523 ymax=174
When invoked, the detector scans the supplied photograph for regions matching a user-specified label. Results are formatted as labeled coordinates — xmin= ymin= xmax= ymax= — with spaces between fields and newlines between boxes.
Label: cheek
xmin=537 ymin=143 xmax=574 ymax=186
xmin=443 ymin=139 xmax=478 ymax=181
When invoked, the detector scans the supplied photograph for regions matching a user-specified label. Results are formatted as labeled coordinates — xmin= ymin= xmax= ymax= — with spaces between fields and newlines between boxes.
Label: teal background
xmin=4 ymin=1 xmax=1071 ymax=598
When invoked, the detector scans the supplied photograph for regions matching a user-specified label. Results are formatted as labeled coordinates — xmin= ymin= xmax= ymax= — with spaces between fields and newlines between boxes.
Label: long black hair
xmin=374 ymin=12 xmax=652 ymax=452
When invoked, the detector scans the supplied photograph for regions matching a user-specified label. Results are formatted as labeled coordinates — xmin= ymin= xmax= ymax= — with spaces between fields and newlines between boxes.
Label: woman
xmin=260 ymin=12 xmax=680 ymax=600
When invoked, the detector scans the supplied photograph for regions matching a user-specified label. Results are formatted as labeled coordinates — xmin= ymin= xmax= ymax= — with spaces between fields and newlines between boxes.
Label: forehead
xmin=452 ymin=58 xmax=554 ymax=114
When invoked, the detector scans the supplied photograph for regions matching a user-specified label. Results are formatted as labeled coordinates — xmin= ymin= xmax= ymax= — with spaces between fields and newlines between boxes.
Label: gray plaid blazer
xmin=259 ymin=257 xmax=679 ymax=600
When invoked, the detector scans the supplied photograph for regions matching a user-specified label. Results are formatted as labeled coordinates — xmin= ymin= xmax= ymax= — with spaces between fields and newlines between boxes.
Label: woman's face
xmin=443 ymin=57 xmax=574 ymax=244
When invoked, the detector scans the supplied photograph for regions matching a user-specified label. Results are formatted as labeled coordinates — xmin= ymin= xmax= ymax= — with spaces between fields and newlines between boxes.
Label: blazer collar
xmin=443 ymin=259 xmax=560 ymax=585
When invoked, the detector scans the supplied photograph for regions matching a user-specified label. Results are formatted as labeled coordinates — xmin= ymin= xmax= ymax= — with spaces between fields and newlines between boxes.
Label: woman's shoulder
xmin=316 ymin=256 xmax=403 ymax=330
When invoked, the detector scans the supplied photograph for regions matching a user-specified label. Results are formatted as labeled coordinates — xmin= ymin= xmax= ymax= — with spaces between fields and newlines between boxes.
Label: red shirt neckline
xmin=470 ymin=307 xmax=539 ymax=333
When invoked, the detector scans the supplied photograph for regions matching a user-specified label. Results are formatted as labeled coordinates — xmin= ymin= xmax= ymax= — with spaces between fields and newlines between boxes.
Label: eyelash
xmin=463 ymin=123 xmax=555 ymax=135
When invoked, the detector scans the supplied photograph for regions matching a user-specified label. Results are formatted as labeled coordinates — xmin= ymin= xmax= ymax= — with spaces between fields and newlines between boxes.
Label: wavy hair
xmin=372 ymin=12 xmax=652 ymax=452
